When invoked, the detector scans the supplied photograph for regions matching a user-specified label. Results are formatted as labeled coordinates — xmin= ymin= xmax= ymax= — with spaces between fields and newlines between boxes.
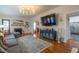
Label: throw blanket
xmin=17 ymin=35 xmax=52 ymax=53
xmin=4 ymin=34 xmax=17 ymax=47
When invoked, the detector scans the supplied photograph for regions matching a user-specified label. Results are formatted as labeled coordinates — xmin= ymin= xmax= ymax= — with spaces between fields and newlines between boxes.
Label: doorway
xmin=69 ymin=15 xmax=79 ymax=41
xmin=2 ymin=19 xmax=10 ymax=32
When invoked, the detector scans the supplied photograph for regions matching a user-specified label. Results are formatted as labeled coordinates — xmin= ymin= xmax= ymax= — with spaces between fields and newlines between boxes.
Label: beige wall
xmin=32 ymin=5 xmax=79 ymax=42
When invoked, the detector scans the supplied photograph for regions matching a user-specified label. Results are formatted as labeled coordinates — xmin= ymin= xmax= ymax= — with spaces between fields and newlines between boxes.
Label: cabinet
xmin=40 ymin=29 xmax=57 ymax=40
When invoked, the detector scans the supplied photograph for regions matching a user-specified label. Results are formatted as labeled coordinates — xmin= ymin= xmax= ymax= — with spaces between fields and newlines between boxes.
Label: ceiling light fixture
xmin=18 ymin=5 xmax=38 ymax=16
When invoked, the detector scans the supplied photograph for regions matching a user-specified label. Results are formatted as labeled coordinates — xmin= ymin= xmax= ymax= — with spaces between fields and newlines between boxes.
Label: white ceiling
xmin=0 ymin=5 xmax=60 ymax=17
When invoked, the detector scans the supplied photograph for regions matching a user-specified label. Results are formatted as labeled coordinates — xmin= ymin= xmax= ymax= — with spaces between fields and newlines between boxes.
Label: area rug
xmin=17 ymin=35 xmax=52 ymax=53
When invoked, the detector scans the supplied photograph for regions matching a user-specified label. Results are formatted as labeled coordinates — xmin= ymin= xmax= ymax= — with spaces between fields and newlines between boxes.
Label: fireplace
xmin=13 ymin=28 xmax=23 ymax=38
xmin=14 ymin=28 xmax=22 ymax=34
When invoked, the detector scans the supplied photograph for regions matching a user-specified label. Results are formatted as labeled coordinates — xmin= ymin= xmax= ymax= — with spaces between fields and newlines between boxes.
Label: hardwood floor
xmin=67 ymin=39 xmax=79 ymax=48
xmin=42 ymin=38 xmax=79 ymax=53
xmin=41 ymin=39 xmax=71 ymax=53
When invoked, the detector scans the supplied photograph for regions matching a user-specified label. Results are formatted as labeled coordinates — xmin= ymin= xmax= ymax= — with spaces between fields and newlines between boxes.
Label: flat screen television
xmin=41 ymin=14 xmax=56 ymax=26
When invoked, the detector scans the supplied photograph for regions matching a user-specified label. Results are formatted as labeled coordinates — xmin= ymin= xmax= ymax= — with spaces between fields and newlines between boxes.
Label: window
xmin=2 ymin=19 xmax=10 ymax=32
xmin=33 ymin=22 xmax=36 ymax=31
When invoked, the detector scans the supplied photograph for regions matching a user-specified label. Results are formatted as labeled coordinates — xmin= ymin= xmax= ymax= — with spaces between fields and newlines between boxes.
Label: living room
xmin=0 ymin=5 xmax=79 ymax=53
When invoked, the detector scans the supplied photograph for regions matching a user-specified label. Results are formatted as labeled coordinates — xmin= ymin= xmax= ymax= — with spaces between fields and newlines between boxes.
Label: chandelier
xmin=18 ymin=5 xmax=37 ymax=16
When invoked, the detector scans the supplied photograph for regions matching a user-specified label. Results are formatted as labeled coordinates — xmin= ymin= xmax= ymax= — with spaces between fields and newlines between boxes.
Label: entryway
xmin=68 ymin=13 xmax=79 ymax=41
